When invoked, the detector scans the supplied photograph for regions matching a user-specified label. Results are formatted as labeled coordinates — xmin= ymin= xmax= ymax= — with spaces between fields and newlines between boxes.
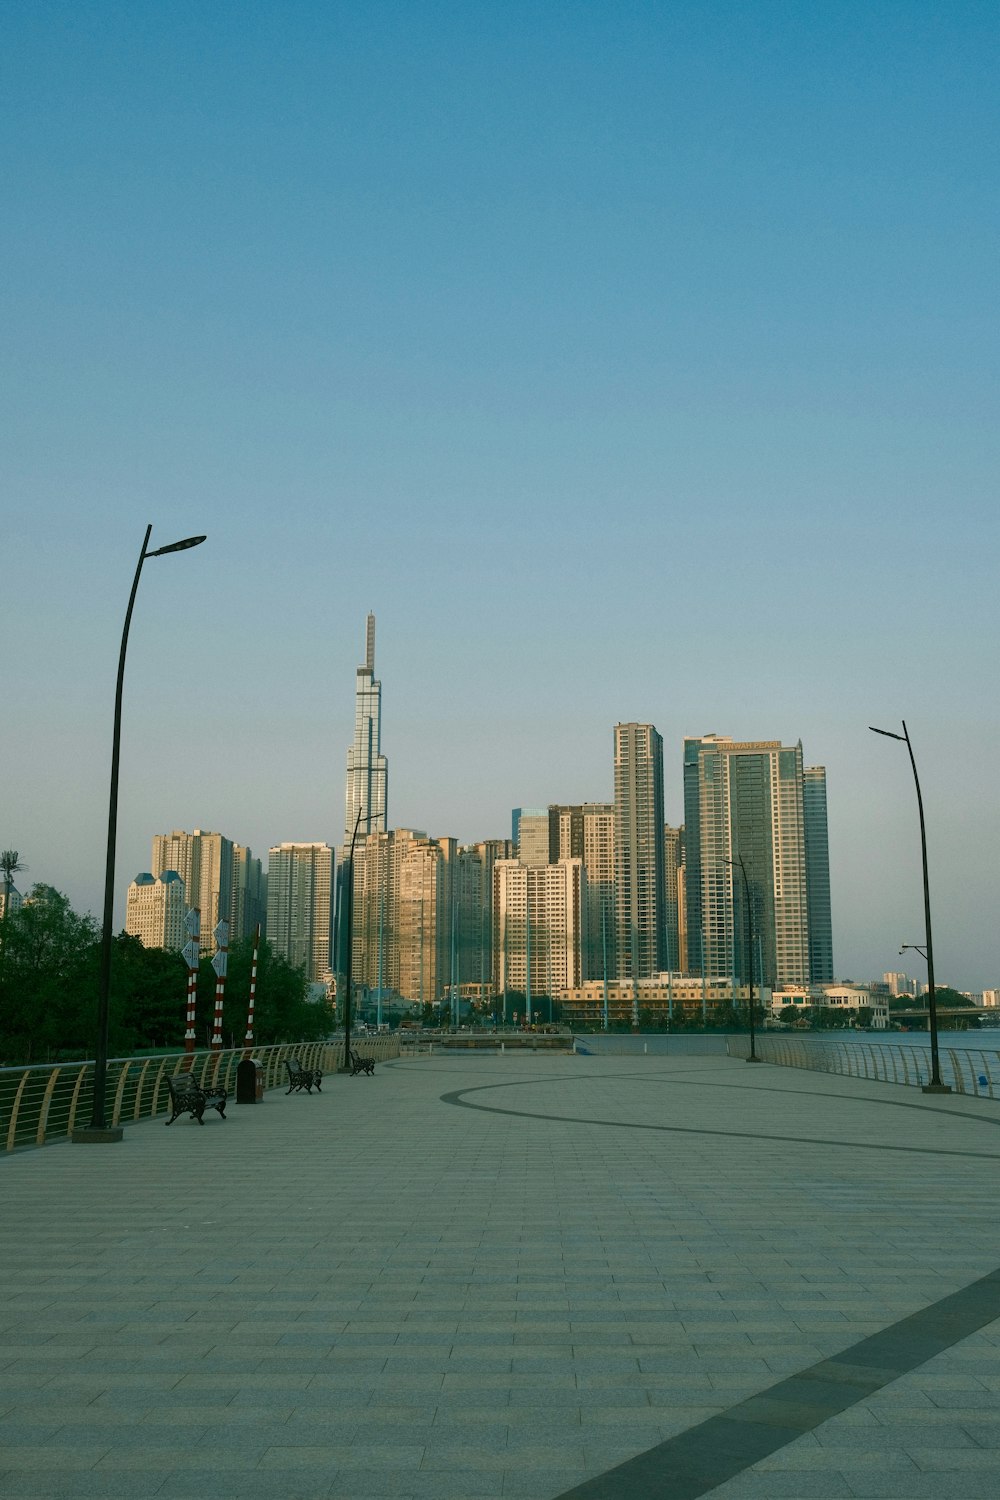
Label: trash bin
xmin=236 ymin=1058 xmax=264 ymax=1104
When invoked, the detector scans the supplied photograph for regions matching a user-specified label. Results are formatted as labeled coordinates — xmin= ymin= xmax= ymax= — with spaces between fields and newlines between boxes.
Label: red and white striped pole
xmin=182 ymin=908 xmax=201 ymax=1056
xmin=211 ymin=919 xmax=228 ymax=1050
xmin=244 ymin=923 xmax=260 ymax=1055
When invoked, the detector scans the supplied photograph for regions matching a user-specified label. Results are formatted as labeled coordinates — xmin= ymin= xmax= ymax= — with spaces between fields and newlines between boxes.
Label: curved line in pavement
xmin=439 ymin=1078 xmax=1000 ymax=1160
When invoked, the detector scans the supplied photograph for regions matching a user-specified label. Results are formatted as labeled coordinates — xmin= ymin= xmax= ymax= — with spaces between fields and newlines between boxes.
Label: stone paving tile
xmin=3 ymin=1055 xmax=1000 ymax=1500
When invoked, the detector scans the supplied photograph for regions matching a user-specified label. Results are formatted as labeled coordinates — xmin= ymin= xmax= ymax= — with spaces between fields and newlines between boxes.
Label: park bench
xmin=165 ymin=1072 xmax=228 ymax=1126
xmin=285 ymin=1057 xmax=322 ymax=1093
xmin=349 ymin=1049 xmax=375 ymax=1076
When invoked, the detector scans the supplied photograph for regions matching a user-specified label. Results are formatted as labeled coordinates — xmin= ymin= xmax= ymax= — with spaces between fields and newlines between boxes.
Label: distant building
xmin=267 ymin=843 xmax=335 ymax=982
xmin=549 ymin=803 xmax=615 ymax=981
xmin=514 ymin=809 xmax=549 ymax=868
xmin=772 ymin=984 xmax=888 ymax=1029
xmin=125 ymin=871 xmax=186 ymax=951
xmin=151 ymin=829 xmax=234 ymax=952
xmin=683 ymin=735 xmax=826 ymax=990
xmin=0 ymin=885 xmax=22 ymax=920
xmin=495 ymin=858 xmax=585 ymax=1005
xmin=663 ymin=824 xmax=683 ymax=973
xmin=614 ymin=723 xmax=665 ymax=981
xmin=803 ymin=767 xmax=834 ymax=982
xmin=344 ymin=612 xmax=388 ymax=846
xmin=980 ymin=989 xmax=1000 ymax=1009
xmin=231 ymin=845 xmax=266 ymax=942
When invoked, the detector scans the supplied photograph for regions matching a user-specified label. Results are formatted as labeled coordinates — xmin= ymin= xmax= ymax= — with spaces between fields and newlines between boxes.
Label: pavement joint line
xmin=440 ymin=1081 xmax=1000 ymax=1161
xmin=547 ymin=1266 xmax=1000 ymax=1500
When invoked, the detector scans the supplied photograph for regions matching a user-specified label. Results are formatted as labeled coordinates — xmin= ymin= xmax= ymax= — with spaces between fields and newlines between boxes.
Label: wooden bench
xmin=349 ymin=1049 xmax=375 ymax=1076
xmin=165 ymin=1072 xmax=228 ymax=1125
xmin=285 ymin=1057 xmax=322 ymax=1093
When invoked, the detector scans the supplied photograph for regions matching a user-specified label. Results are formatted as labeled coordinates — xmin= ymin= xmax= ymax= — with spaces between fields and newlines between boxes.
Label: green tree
xmin=0 ymin=885 xmax=99 ymax=1062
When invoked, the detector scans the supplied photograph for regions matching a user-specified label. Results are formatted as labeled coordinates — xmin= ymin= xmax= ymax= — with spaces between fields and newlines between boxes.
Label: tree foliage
xmin=0 ymin=888 xmax=330 ymax=1064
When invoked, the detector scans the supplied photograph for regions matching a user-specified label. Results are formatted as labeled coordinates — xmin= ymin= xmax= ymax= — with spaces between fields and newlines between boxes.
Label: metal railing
xmin=1 ymin=1035 xmax=400 ymax=1152
xmin=726 ymin=1034 xmax=1000 ymax=1098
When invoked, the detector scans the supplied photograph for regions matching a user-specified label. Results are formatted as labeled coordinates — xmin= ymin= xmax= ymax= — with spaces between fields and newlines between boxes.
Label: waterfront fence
xmin=726 ymin=1033 xmax=1000 ymax=1098
xmin=1 ymin=1035 xmax=400 ymax=1152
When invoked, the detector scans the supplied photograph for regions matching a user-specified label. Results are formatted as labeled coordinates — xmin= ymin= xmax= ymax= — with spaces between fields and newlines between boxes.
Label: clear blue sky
xmin=5 ymin=2 xmax=998 ymax=988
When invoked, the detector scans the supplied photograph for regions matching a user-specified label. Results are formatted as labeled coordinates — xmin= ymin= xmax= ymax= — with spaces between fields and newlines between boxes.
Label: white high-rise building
xmin=344 ymin=612 xmax=388 ymax=846
xmin=266 ymin=843 xmax=335 ymax=982
xmin=151 ymin=829 xmax=234 ymax=952
xmin=614 ymin=723 xmax=666 ymax=981
xmin=125 ymin=871 xmax=186 ymax=951
xmin=495 ymin=859 xmax=585 ymax=1002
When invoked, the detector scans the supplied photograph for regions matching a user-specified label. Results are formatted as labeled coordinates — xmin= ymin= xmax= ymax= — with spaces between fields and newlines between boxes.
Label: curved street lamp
xmin=869 ymin=721 xmax=950 ymax=1093
xmin=726 ymin=855 xmax=761 ymax=1062
xmin=73 ymin=526 xmax=206 ymax=1143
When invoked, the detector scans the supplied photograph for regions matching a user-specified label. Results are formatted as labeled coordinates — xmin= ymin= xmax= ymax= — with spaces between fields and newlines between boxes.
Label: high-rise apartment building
xmin=231 ymin=845 xmax=266 ymax=943
xmin=549 ymin=803 xmax=615 ymax=981
xmin=151 ymin=829 xmax=234 ymax=952
xmin=0 ymin=885 xmax=22 ymax=920
xmin=454 ymin=839 xmax=513 ymax=997
xmin=514 ymin=809 xmax=549 ymax=868
xmin=663 ymin=824 xmax=684 ymax=972
xmin=349 ymin=829 xmax=465 ymax=1006
xmin=614 ymin=723 xmax=665 ymax=980
xmin=494 ymin=858 xmax=585 ymax=1002
xmin=803 ymin=766 xmax=834 ymax=983
xmin=125 ymin=871 xmax=186 ymax=951
xmin=266 ymin=843 xmax=335 ymax=982
xmin=344 ymin=612 xmax=388 ymax=846
xmin=683 ymin=735 xmax=829 ymax=990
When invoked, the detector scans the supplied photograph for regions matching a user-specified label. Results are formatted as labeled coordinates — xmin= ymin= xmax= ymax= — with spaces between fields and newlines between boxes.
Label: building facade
xmin=683 ymin=735 xmax=827 ymax=990
xmin=230 ymin=845 xmax=266 ymax=943
xmin=344 ymin=612 xmax=388 ymax=846
xmin=266 ymin=843 xmax=335 ymax=982
xmin=803 ymin=766 xmax=834 ymax=982
xmin=151 ymin=829 xmax=234 ymax=952
xmin=549 ymin=803 xmax=616 ymax=982
xmin=614 ymin=723 xmax=665 ymax=981
xmin=494 ymin=858 xmax=585 ymax=1004
xmin=125 ymin=870 xmax=186 ymax=951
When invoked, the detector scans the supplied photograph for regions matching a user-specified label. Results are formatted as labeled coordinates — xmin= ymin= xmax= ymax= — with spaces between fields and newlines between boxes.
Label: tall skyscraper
xmin=266 ymin=843 xmax=335 ymax=982
xmin=550 ymin=803 xmax=615 ymax=981
xmin=804 ymin=766 xmax=834 ymax=983
xmin=495 ymin=858 xmax=586 ymax=1002
xmin=514 ymin=809 xmax=550 ymax=868
xmin=231 ymin=845 xmax=266 ymax=943
xmin=125 ymin=871 xmax=186 ymax=951
xmin=663 ymin=824 xmax=684 ymax=972
xmin=455 ymin=839 xmax=513 ymax=997
xmin=683 ymin=735 xmax=827 ymax=990
xmin=344 ymin=612 xmax=388 ymax=845
xmin=151 ymin=829 xmax=234 ymax=952
xmin=614 ymin=723 xmax=666 ymax=981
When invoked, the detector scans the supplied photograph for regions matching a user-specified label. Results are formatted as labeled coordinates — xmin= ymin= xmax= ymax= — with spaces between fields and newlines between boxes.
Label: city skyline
xmin=5 ymin=4 xmax=997 ymax=990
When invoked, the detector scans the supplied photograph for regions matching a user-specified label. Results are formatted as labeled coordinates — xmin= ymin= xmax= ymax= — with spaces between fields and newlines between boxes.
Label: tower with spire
xmin=344 ymin=612 xmax=388 ymax=845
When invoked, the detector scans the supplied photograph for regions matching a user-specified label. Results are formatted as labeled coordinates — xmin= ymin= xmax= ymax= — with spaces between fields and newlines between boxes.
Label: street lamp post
xmin=869 ymin=721 xmax=951 ymax=1093
xmin=340 ymin=801 xmax=367 ymax=1072
xmin=73 ymin=526 xmax=206 ymax=1143
xmin=727 ymin=855 xmax=761 ymax=1062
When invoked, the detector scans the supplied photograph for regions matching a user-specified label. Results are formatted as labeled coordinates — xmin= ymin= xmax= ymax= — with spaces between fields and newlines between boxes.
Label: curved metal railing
xmin=725 ymin=1034 xmax=1000 ymax=1097
xmin=1 ymin=1034 xmax=400 ymax=1152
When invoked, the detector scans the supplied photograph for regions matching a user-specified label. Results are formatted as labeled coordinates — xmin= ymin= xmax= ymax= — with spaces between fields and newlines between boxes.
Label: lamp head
xmin=148 ymin=535 xmax=207 ymax=557
xmin=869 ymin=725 xmax=906 ymax=742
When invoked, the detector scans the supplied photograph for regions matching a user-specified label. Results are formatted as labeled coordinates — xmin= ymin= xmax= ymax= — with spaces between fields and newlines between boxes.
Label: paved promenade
xmin=2 ymin=1051 xmax=1000 ymax=1499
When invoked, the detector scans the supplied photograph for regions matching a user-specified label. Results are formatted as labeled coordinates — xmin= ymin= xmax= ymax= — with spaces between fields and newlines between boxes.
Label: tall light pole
xmin=869 ymin=721 xmax=950 ymax=1092
xmin=726 ymin=855 xmax=761 ymax=1062
xmin=74 ymin=526 xmax=206 ymax=1143
xmin=340 ymin=801 xmax=366 ymax=1071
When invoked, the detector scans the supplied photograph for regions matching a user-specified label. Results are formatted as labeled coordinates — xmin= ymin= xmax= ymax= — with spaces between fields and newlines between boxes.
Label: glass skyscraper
xmin=344 ymin=612 xmax=388 ymax=845
xmin=683 ymin=735 xmax=831 ymax=990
